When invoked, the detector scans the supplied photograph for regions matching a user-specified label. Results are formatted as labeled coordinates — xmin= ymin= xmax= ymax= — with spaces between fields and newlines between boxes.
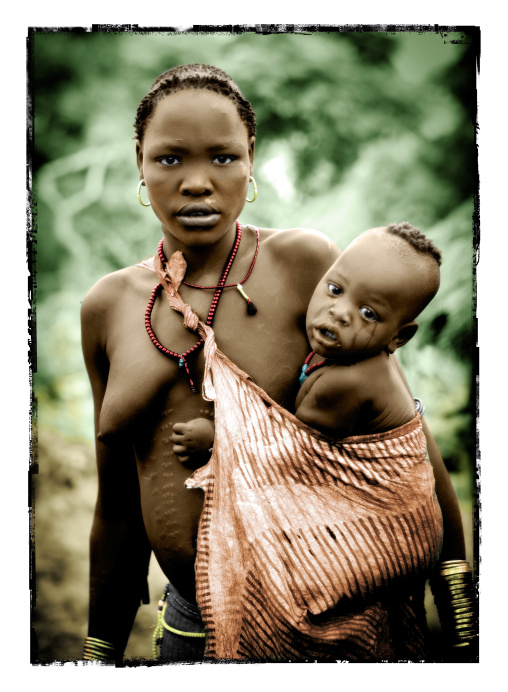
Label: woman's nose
xmin=180 ymin=166 xmax=212 ymax=196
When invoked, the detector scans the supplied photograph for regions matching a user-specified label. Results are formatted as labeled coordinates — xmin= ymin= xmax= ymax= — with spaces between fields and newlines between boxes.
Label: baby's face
xmin=306 ymin=234 xmax=416 ymax=361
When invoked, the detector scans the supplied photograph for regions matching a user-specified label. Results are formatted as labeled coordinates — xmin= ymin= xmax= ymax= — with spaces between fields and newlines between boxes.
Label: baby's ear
xmin=386 ymin=321 xmax=418 ymax=354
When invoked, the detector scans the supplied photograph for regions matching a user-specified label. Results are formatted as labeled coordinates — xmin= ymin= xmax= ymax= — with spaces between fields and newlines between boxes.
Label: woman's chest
xmin=99 ymin=275 xmax=310 ymax=437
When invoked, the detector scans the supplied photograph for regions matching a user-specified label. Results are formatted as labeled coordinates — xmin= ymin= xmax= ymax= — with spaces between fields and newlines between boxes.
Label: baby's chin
xmin=308 ymin=327 xmax=340 ymax=357
xmin=308 ymin=337 xmax=363 ymax=365
xmin=308 ymin=339 xmax=340 ymax=360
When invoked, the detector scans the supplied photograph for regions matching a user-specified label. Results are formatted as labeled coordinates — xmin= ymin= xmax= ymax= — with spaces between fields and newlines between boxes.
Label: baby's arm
xmin=171 ymin=417 xmax=215 ymax=464
xmin=295 ymin=367 xmax=362 ymax=438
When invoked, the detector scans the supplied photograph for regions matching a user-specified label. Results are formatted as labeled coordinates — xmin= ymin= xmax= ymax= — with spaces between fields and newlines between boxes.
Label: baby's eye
xmin=212 ymin=155 xmax=237 ymax=164
xmin=360 ymin=306 xmax=378 ymax=322
xmin=327 ymin=283 xmax=342 ymax=296
xmin=159 ymin=155 xmax=182 ymax=166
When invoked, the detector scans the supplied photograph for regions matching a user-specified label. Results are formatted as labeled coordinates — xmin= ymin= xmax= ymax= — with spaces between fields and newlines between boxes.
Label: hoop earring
xmin=137 ymin=179 xmax=151 ymax=207
xmin=246 ymin=176 xmax=258 ymax=203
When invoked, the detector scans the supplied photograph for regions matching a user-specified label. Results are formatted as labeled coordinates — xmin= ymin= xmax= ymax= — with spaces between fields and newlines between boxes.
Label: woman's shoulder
xmin=259 ymin=225 xmax=338 ymax=260
xmin=260 ymin=226 xmax=337 ymax=252
xmin=81 ymin=265 xmax=151 ymax=317
xmin=259 ymin=226 xmax=340 ymax=278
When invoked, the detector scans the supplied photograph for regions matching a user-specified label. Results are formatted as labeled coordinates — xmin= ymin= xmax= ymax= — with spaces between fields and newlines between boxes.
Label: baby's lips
xmin=315 ymin=325 xmax=340 ymax=345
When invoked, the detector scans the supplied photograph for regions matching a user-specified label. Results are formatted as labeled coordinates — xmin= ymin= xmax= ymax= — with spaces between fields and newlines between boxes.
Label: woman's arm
xmin=420 ymin=416 xmax=466 ymax=559
xmin=391 ymin=355 xmax=466 ymax=559
xmin=393 ymin=355 xmax=478 ymax=658
xmin=81 ymin=287 xmax=151 ymax=659
xmin=87 ymin=441 xmax=151 ymax=658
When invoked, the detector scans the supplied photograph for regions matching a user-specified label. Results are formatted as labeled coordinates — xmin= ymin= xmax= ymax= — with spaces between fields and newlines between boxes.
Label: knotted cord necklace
xmin=145 ymin=221 xmax=257 ymax=392
xmin=167 ymin=224 xmax=260 ymax=315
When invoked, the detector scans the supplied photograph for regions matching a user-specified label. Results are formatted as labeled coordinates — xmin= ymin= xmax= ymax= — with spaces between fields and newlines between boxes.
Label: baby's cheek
xmin=350 ymin=323 xmax=376 ymax=349
xmin=349 ymin=328 xmax=360 ymax=349
xmin=361 ymin=323 xmax=378 ymax=347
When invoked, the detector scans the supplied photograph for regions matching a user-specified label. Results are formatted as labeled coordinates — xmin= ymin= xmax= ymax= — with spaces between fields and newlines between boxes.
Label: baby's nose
xmin=329 ymin=300 xmax=351 ymax=326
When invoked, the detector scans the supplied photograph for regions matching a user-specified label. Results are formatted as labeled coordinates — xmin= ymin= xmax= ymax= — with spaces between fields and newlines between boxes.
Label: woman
xmin=81 ymin=64 xmax=470 ymax=663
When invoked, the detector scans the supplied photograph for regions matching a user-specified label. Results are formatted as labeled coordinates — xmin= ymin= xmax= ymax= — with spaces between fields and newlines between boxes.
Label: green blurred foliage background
xmin=30 ymin=27 xmax=478 ymax=663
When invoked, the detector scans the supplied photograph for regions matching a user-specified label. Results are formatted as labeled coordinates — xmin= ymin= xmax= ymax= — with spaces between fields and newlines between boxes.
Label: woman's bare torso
xmin=91 ymin=227 xmax=337 ymax=602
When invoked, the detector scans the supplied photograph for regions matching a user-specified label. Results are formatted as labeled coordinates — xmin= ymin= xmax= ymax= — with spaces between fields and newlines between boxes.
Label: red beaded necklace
xmin=145 ymin=221 xmax=251 ymax=392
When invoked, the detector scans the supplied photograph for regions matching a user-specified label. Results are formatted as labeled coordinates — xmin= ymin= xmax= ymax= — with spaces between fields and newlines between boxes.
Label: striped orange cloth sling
xmin=154 ymin=251 xmax=444 ymax=662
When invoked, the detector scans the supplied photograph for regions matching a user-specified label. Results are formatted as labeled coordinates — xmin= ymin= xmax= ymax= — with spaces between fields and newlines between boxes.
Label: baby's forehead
xmin=345 ymin=228 xmax=400 ymax=254
xmin=339 ymin=230 xmax=425 ymax=271
xmin=326 ymin=237 xmax=423 ymax=295
xmin=329 ymin=232 xmax=395 ymax=270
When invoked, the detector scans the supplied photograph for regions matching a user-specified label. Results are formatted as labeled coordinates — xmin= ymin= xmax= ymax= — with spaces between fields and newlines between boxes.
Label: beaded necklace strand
xmin=145 ymin=221 xmax=255 ymax=392
xmin=299 ymin=351 xmax=330 ymax=385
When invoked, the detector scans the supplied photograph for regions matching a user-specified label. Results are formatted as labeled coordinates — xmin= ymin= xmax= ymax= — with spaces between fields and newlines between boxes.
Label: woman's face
xmin=137 ymin=89 xmax=255 ymax=248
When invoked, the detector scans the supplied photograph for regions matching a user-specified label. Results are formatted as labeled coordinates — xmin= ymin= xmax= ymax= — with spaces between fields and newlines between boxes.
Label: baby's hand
xmin=171 ymin=417 xmax=215 ymax=464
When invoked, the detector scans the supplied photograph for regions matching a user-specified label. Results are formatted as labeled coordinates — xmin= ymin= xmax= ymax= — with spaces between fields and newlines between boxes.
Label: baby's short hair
xmin=384 ymin=222 xmax=442 ymax=267
xmin=379 ymin=222 xmax=441 ymax=321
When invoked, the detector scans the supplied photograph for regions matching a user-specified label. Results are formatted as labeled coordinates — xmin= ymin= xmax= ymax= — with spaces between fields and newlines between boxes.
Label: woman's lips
xmin=177 ymin=214 xmax=221 ymax=227
xmin=176 ymin=203 xmax=220 ymax=227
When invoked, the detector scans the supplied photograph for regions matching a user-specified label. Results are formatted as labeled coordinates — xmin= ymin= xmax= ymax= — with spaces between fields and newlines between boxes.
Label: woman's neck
xmin=161 ymin=223 xmax=239 ymax=283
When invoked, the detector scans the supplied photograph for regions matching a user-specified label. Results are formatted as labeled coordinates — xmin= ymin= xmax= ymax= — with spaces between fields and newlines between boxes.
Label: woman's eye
xmin=212 ymin=155 xmax=236 ymax=164
xmin=327 ymin=283 xmax=342 ymax=296
xmin=159 ymin=155 xmax=182 ymax=166
xmin=360 ymin=306 xmax=378 ymax=322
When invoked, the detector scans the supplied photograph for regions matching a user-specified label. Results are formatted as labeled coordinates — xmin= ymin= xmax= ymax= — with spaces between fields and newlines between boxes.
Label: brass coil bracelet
xmin=83 ymin=636 xmax=116 ymax=661
xmin=429 ymin=560 xmax=478 ymax=649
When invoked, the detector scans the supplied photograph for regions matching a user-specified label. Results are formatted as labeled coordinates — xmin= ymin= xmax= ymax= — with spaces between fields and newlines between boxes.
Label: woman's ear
xmin=135 ymin=140 xmax=143 ymax=177
xmin=386 ymin=321 xmax=419 ymax=354
xmin=248 ymin=136 xmax=255 ymax=173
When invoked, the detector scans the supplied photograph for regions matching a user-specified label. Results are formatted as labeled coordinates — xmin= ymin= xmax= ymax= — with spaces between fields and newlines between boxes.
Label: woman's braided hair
xmin=134 ymin=64 xmax=256 ymax=142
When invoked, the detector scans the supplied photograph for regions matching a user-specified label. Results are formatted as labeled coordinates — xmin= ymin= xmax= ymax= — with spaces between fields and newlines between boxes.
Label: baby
xmin=172 ymin=222 xmax=441 ymax=457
